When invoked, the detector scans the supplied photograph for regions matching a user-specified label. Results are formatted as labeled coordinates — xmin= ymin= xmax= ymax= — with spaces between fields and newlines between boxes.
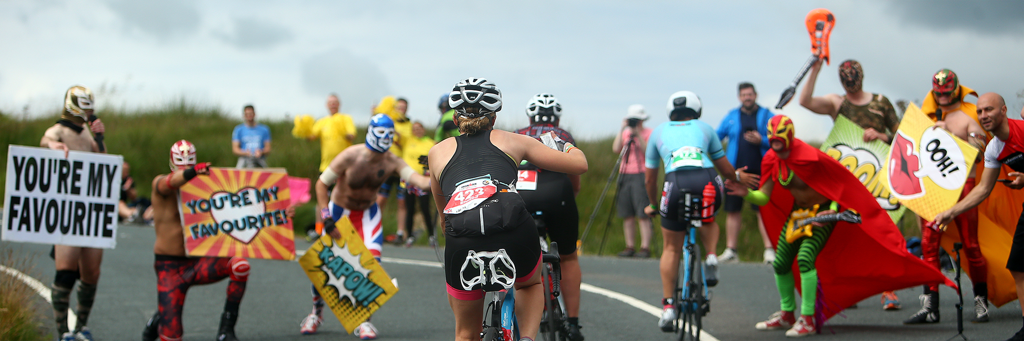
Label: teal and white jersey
xmin=645 ymin=120 xmax=724 ymax=173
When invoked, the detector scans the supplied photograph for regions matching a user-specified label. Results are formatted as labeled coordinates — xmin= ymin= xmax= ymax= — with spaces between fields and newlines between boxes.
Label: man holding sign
xmin=141 ymin=140 xmax=255 ymax=341
xmin=905 ymin=69 xmax=990 ymax=325
xmin=39 ymin=86 xmax=106 ymax=341
xmin=933 ymin=93 xmax=1024 ymax=340
xmin=300 ymin=114 xmax=430 ymax=339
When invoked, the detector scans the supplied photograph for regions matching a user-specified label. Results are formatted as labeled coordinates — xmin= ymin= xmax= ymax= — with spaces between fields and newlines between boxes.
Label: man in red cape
xmin=727 ymin=115 xmax=954 ymax=337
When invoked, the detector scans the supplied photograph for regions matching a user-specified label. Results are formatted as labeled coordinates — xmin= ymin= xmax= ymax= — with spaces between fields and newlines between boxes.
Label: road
xmin=4 ymin=222 xmax=1022 ymax=340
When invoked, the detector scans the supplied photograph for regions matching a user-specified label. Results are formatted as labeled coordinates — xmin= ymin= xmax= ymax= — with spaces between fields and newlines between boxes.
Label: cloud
xmin=301 ymin=48 xmax=393 ymax=119
xmin=884 ymin=0 xmax=1024 ymax=35
xmin=104 ymin=0 xmax=201 ymax=40
xmin=214 ymin=17 xmax=293 ymax=50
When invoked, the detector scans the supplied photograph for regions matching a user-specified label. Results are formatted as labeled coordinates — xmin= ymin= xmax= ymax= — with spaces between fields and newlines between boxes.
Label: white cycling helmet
xmin=667 ymin=90 xmax=702 ymax=120
xmin=526 ymin=93 xmax=562 ymax=123
xmin=448 ymin=78 xmax=502 ymax=117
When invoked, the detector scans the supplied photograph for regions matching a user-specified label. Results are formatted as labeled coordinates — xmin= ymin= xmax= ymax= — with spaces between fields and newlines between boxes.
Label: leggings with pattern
xmin=772 ymin=205 xmax=835 ymax=316
xmin=155 ymin=255 xmax=249 ymax=341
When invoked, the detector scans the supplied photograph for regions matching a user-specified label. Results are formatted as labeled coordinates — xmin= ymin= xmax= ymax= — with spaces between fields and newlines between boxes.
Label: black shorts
xmin=1007 ymin=209 xmax=1024 ymax=272
xmin=724 ymin=194 xmax=760 ymax=213
xmin=444 ymin=193 xmax=541 ymax=298
xmin=518 ymin=171 xmax=579 ymax=255
xmin=658 ymin=168 xmax=724 ymax=232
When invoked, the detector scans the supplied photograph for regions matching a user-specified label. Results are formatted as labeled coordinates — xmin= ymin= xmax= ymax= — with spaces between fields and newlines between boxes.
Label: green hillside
xmin=0 ymin=102 xmax=919 ymax=261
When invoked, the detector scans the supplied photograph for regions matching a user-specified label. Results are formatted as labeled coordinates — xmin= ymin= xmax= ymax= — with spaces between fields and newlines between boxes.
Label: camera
xmin=627 ymin=118 xmax=641 ymax=128
xmin=418 ymin=155 xmax=429 ymax=170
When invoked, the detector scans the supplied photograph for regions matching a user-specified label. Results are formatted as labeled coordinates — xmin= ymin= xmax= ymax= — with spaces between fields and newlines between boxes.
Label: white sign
xmin=917 ymin=127 xmax=970 ymax=190
xmin=3 ymin=145 xmax=123 ymax=248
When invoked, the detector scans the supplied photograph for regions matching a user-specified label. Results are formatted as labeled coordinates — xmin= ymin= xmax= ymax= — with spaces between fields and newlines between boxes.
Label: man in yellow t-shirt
xmin=305 ymin=93 xmax=356 ymax=239
xmin=398 ymin=122 xmax=437 ymax=246
xmin=374 ymin=96 xmax=413 ymax=244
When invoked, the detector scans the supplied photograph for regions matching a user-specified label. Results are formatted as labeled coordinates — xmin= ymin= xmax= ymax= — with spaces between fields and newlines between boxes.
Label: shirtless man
xmin=299 ymin=114 xmax=430 ymax=339
xmin=905 ymin=69 xmax=990 ymax=324
xmin=40 ymin=86 xmax=104 ymax=341
xmin=141 ymin=140 xmax=255 ymax=341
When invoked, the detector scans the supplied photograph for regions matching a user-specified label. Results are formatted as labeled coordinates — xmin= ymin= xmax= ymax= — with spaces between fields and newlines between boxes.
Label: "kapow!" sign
xmin=178 ymin=168 xmax=294 ymax=260
xmin=299 ymin=218 xmax=398 ymax=334
xmin=885 ymin=103 xmax=978 ymax=221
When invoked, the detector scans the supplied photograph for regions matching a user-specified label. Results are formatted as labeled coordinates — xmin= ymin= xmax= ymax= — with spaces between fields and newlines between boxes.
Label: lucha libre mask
xmin=365 ymin=114 xmax=395 ymax=153
xmin=170 ymin=140 xmax=197 ymax=171
xmin=838 ymin=60 xmax=863 ymax=93
xmin=767 ymin=115 xmax=795 ymax=152
xmin=932 ymin=69 xmax=961 ymax=105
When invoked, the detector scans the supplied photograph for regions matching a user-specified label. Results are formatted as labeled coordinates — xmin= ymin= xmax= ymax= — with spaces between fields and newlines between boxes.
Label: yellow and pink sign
xmin=178 ymin=168 xmax=295 ymax=260
xmin=885 ymin=103 xmax=978 ymax=221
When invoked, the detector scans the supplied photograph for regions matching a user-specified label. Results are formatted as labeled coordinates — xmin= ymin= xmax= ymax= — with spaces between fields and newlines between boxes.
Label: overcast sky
xmin=3 ymin=0 xmax=1024 ymax=141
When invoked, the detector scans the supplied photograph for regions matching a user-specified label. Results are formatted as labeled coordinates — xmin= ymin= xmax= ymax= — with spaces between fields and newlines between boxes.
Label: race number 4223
xmin=443 ymin=176 xmax=497 ymax=215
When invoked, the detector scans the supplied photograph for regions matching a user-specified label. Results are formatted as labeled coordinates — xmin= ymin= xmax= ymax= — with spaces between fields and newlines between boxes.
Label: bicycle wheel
xmin=678 ymin=245 xmax=704 ymax=341
xmin=540 ymin=266 xmax=558 ymax=341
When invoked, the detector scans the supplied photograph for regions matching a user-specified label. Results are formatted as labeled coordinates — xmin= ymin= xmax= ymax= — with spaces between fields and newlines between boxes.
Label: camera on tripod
xmin=627 ymin=118 xmax=641 ymax=128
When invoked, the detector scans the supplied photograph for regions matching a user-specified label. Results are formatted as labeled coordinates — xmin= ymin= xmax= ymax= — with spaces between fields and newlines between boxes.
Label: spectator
xmin=716 ymin=82 xmax=775 ymax=263
xmin=435 ymin=93 xmax=460 ymax=141
xmin=232 ymin=104 xmax=271 ymax=168
xmin=305 ymin=94 xmax=357 ymax=240
xmin=117 ymin=161 xmax=152 ymax=224
xmin=374 ymin=96 xmax=411 ymax=244
xmin=400 ymin=122 xmax=437 ymax=246
xmin=614 ymin=104 xmax=654 ymax=258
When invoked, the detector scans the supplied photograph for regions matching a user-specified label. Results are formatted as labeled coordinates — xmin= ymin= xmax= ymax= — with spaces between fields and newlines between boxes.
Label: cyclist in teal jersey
xmin=643 ymin=91 xmax=758 ymax=331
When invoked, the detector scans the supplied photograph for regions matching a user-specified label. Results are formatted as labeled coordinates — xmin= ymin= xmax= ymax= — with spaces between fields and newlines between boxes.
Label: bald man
xmin=934 ymin=93 xmax=1024 ymax=340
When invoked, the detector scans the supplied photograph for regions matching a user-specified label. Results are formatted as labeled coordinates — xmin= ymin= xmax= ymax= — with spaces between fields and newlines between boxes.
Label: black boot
xmin=903 ymin=288 xmax=939 ymax=324
xmin=564 ymin=320 xmax=585 ymax=341
xmin=217 ymin=311 xmax=239 ymax=341
xmin=142 ymin=312 xmax=159 ymax=341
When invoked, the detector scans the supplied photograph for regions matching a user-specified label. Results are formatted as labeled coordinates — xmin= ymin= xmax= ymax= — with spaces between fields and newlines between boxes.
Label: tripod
xmin=948 ymin=242 xmax=968 ymax=341
xmin=581 ymin=129 xmax=642 ymax=255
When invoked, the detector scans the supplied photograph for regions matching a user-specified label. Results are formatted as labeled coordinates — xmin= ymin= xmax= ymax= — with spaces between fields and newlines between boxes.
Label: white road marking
xmin=0 ymin=265 xmax=78 ymax=329
xmin=295 ymin=249 xmax=719 ymax=341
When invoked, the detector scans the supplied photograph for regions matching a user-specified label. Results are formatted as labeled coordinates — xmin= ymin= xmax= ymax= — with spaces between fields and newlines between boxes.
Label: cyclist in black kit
xmin=428 ymin=78 xmax=588 ymax=341
xmin=514 ymin=93 xmax=585 ymax=341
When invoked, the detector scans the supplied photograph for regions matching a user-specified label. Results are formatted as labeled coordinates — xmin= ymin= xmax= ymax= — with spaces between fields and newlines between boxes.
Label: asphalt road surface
xmin=5 ymin=222 xmax=1023 ymax=340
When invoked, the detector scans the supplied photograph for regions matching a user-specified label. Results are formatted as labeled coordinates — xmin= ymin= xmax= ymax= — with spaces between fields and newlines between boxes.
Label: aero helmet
xmin=666 ymin=91 xmax=702 ymax=120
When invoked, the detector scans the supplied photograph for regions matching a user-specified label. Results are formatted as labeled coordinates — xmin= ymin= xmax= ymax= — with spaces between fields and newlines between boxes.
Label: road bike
xmin=533 ymin=211 xmax=567 ymax=341
xmin=461 ymin=249 xmax=520 ymax=341
xmin=670 ymin=191 xmax=713 ymax=341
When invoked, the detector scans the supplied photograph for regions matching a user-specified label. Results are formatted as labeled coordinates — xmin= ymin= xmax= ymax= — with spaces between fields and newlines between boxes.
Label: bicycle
xmin=460 ymin=249 xmax=520 ymax=341
xmin=533 ymin=211 xmax=567 ymax=341
xmin=669 ymin=191 xmax=713 ymax=341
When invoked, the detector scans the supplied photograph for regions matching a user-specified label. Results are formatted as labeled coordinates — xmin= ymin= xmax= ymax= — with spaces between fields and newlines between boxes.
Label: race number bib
xmin=516 ymin=170 xmax=538 ymax=191
xmin=670 ymin=146 xmax=704 ymax=169
xmin=444 ymin=176 xmax=498 ymax=214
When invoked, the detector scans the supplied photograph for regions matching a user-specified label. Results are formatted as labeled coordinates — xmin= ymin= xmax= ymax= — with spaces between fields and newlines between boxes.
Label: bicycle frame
xmin=674 ymin=191 xmax=711 ymax=341
xmin=533 ymin=211 xmax=568 ymax=341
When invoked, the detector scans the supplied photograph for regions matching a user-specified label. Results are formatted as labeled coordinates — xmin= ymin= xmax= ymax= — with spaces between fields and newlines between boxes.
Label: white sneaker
xmin=355 ymin=321 xmax=379 ymax=340
xmin=718 ymin=248 xmax=739 ymax=263
xmin=299 ymin=313 xmax=322 ymax=335
xmin=73 ymin=327 xmax=94 ymax=341
xmin=705 ymin=254 xmax=719 ymax=287
xmin=763 ymin=248 xmax=776 ymax=264
xmin=658 ymin=302 xmax=677 ymax=332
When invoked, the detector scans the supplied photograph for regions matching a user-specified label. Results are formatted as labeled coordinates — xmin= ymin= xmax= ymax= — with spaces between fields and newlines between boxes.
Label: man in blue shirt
xmin=232 ymin=104 xmax=271 ymax=168
xmin=716 ymin=82 xmax=775 ymax=264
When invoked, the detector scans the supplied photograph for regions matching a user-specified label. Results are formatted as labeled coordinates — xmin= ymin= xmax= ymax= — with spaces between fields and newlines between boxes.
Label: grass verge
xmin=0 ymin=244 xmax=46 ymax=341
